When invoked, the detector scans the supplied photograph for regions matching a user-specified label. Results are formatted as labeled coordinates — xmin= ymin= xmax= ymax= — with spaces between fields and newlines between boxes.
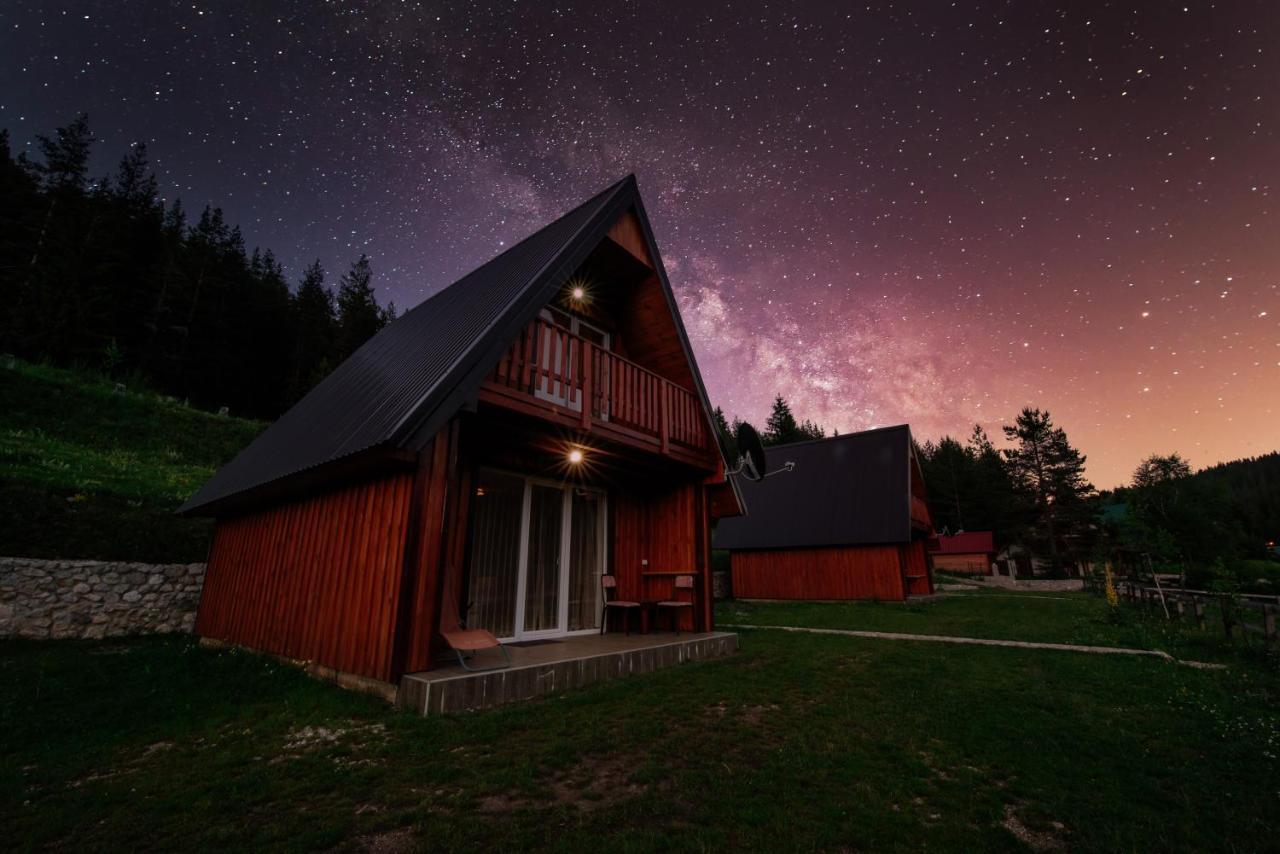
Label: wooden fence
xmin=1101 ymin=579 xmax=1279 ymax=645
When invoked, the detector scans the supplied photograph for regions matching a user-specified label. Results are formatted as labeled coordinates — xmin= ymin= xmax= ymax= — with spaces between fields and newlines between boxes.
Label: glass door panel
xmin=522 ymin=484 xmax=564 ymax=633
xmin=567 ymin=489 xmax=604 ymax=631
xmin=465 ymin=471 xmax=525 ymax=639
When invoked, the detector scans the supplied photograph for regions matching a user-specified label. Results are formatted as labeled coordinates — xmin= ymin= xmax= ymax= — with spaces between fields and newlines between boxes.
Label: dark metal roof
xmin=713 ymin=425 xmax=917 ymax=550
xmin=181 ymin=174 xmax=731 ymax=516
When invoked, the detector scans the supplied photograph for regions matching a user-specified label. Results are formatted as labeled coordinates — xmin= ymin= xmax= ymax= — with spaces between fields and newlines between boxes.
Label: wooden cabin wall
xmin=611 ymin=482 xmax=705 ymax=631
xmin=606 ymin=211 xmax=655 ymax=267
xmin=899 ymin=540 xmax=933 ymax=595
xmin=730 ymin=546 xmax=908 ymax=601
xmin=392 ymin=430 xmax=465 ymax=676
xmin=196 ymin=469 xmax=415 ymax=682
xmin=930 ymin=553 xmax=992 ymax=576
xmin=614 ymin=274 xmax=698 ymax=392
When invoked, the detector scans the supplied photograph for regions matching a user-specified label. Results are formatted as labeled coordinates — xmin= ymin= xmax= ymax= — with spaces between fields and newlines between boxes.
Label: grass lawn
xmin=3 ymin=594 xmax=1278 ymax=852
xmin=716 ymin=588 xmax=1269 ymax=665
xmin=0 ymin=359 xmax=263 ymax=562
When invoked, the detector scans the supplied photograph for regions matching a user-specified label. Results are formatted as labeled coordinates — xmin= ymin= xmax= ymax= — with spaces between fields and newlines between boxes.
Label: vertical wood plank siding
xmin=930 ymin=553 xmax=991 ymax=575
xmin=196 ymin=470 xmax=415 ymax=682
xmin=730 ymin=546 xmax=909 ymax=601
xmin=611 ymin=483 xmax=702 ymax=631
xmin=899 ymin=540 xmax=934 ymax=595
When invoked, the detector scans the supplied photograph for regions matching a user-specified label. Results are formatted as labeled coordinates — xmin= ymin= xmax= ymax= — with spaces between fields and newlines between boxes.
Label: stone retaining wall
xmin=0 ymin=557 xmax=206 ymax=640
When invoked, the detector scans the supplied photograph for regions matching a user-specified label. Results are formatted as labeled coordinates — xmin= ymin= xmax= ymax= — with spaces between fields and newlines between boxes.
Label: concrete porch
xmin=397 ymin=631 xmax=738 ymax=715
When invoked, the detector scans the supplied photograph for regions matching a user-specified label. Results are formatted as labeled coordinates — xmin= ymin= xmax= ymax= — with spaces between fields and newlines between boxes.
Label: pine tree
xmin=1002 ymin=408 xmax=1095 ymax=573
xmin=289 ymin=260 xmax=337 ymax=403
xmin=711 ymin=406 xmax=737 ymax=459
xmin=764 ymin=394 xmax=803 ymax=445
xmin=379 ymin=300 xmax=398 ymax=326
xmin=797 ymin=418 xmax=826 ymax=441
xmin=1 ymin=116 xmax=400 ymax=418
xmin=335 ymin=254 xmax=384 ymax=361
xmin=31 ymin=113 xmax=95 ymax=191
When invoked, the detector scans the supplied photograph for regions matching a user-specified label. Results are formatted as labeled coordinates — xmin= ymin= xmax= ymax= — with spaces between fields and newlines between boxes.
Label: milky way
xmin=2 ymin=1 xmax=1276 ymax=486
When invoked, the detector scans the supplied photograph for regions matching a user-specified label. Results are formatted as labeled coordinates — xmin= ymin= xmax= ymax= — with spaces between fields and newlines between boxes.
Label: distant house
xmin=928 ymin=531 xmax=996 ymax=576
xmin=180 ymin=176 xmax=743 ymax=696
xmin=713 ymin=426 xmax=934 ymax=601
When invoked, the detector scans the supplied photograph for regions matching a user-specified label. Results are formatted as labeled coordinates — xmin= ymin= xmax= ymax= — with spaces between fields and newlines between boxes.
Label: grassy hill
xmin=0 ymin=359 xmax=264 ymax=562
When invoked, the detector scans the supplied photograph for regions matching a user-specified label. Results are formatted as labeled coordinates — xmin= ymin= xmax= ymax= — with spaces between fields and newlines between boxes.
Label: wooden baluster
xmin=562 ymin=330 xmax=574 ymax=405
xmin=660 ymin=381 xmax=671 ymax=454
xmin=520 ymin=322 xmax=537 ymax=393
xmin=580 ymin=340 xmax=592 ymax=427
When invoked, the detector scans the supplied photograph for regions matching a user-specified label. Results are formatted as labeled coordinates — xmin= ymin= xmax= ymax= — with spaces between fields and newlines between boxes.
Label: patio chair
xmin=439 ymin=572 xmax=510 ymax=672
xmin=654 ymin=574 xmax=695 ymax=634
xmin=600 ymin=575 xmax=642 ymax=635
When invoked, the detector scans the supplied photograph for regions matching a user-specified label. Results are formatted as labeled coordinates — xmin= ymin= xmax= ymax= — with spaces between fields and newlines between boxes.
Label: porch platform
xmin=397 ymin=631 xmax=738 ymax=715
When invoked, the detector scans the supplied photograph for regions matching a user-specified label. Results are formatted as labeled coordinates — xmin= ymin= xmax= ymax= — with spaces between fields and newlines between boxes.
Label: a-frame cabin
xmin=181 ymin=176 xmax=743 ymax=694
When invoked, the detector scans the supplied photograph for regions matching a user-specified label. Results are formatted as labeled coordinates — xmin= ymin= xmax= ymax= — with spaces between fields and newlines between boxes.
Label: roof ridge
xmin=406 ymin=174 xmax=635 ymax=312
xmin=764 ymin=423 xmax=910 ymax=451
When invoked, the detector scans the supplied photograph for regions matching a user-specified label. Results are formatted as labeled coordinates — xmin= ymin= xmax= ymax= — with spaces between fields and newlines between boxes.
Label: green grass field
xmin=3 ymin=592 xmax=1276 ymax=852
xmin=716 ymin=588 xmax=1269 ymax=665
xmin=0 ymin=360 xmax=263 ymax=562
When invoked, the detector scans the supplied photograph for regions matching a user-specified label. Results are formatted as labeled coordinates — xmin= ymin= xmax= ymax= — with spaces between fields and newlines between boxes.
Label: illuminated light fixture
xmin=571 ymin=286 xmax=586 ymax=300
xmin=567 ymin=448 xmax=585 ymax=465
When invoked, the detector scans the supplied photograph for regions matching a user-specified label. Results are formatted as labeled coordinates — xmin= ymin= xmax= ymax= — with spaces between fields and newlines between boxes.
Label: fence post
xmin=1264 ymin=604 xmax=1276 ymax=646
xmin=1193 ymin=596 xmax=1205 ymax=629
xmin=1175 ymin=598 xmax=1185 ymax=621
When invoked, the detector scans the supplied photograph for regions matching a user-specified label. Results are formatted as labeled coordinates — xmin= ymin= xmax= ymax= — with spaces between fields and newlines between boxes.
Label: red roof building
xmin=927 ymin=531 xmax=996 ymax=576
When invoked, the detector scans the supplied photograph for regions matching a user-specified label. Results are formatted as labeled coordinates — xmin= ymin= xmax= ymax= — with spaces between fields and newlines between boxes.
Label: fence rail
xmin=1104 ymin=580 xmax=1279 ymax=644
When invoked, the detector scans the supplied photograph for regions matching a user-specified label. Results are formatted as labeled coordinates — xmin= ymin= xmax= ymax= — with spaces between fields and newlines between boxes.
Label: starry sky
xmin=2 ymin=1 xmax=1277 ymax=488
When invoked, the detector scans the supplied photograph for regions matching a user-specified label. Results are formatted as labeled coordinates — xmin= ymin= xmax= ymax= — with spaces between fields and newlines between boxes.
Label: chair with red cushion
xmin=654 ymin=574 xmax=695 ymax=634
xmin=600 ymin=575 xmax=641 ymax=635
xmin=439 ymin=570 xmax=510 ymax=671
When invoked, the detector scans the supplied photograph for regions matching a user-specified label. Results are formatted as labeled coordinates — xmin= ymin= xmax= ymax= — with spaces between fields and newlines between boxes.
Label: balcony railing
xmin=910 ymin=495 xmax=932 ymax=530
xmin=488 ymin=318 xmax=711 ymax=455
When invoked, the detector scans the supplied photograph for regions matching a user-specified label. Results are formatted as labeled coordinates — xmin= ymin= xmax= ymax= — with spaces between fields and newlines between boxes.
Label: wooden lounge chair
xmin=654 ymin=574 xmax=695 ymax=634
xmin=600 ymin=575 xmax=642 ymax=635
xmin=439 ymin=573 xmax=510 ymax=671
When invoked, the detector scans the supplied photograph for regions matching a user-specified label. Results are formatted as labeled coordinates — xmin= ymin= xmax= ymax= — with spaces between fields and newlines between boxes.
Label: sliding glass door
xmin=465 ymin=471 xmax=524 ymax=639
xmin=465 ymin=470 xmax=605 ymax=641
xmin=522 ymin=484 xmax=564 ymax=635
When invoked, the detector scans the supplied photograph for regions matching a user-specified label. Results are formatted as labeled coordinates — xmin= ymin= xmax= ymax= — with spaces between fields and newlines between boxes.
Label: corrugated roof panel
xmin=180 ymin=176 xmax=630 ymax=514
xmin=712 ymin=426 xmax=914 ymax=550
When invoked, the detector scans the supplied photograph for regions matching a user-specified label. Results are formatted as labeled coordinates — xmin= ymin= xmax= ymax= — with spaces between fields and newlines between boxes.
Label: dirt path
xmin=720 ymin=623 xmax=1226 ymax=668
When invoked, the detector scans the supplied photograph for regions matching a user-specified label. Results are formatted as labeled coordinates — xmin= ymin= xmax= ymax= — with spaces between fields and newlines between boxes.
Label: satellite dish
xmin=736 ymin=422 xmax=768 ymax=482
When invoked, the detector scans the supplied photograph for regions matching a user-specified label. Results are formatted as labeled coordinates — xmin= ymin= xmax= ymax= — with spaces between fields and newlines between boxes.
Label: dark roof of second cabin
xmin=713 ymin=425 xmax=916 ymax=550
xmin=182 ymin=174 xmax=726 ymax=516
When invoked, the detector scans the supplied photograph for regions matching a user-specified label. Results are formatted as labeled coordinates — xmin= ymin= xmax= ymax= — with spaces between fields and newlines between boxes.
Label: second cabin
xmin=714 ymin=426 xmax=935 ymax=601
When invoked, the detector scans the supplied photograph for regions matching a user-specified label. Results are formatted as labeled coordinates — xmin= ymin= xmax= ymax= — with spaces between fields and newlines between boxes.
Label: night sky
xmin=2 ymin=1 xmax=1277 ymax=487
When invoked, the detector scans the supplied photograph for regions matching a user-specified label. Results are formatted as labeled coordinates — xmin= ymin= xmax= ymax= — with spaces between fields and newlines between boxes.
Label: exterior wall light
xmin=567 ymin=448 xmax=585 ymax=464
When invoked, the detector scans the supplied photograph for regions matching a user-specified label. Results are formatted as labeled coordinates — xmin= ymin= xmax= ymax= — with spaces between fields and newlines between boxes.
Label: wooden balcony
xmin=479 ymin=317 xmax=716 ymax=467
xmin=910 ymin=495 xmax=933 ymax=531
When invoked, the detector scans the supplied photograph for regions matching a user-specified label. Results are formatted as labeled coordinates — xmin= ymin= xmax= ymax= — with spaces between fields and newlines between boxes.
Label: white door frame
xmin=534 ymin=308 xmax=611 ymax=413
xmin=495 ymin=470 xmax=607 ymax=643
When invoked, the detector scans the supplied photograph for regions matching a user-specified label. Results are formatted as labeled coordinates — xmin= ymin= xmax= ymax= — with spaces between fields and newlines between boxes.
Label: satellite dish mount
xmin=728 ymin=422 xmax=796 ymax=482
